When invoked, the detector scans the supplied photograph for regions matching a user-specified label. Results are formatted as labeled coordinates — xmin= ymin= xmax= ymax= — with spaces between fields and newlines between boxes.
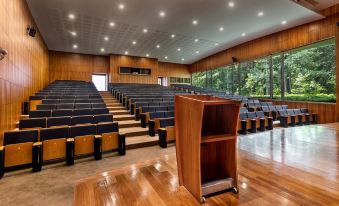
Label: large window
xmin=191 ymin=38 xmax=336 ymax=102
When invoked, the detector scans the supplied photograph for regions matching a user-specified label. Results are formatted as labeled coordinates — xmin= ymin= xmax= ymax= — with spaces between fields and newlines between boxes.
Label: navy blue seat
xmin=19 ymin=118 xmax=46 ymax=129
xmin=47 ymin=116 xmax=71 ymax=127
xmin=29 ymin=110 xmax=52 ymax=118
xmin=52 ymin=109 xmax=73 ymax=117
xmin=71 ymin=115 xmax=94 ymax=125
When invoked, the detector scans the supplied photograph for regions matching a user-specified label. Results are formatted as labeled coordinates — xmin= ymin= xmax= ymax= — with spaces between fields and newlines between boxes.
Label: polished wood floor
xmin=75 ymin=124 xmax=339 ymax=206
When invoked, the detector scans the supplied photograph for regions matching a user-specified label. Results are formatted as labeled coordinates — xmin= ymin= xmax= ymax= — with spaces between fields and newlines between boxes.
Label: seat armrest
xmin=118 ymin=133 xmax=126 ymax=155
xmin=0 ymin=146 xmax=4 ymax=179
xmin=32 ymin=142 xmax=42 ymax=172
xmin=66 ymin=138 xmax=75 ymax=165
xmin=148 ymin=120 xmax=155 ymax=136
xmin=94 ymin=135 xmax=102 ymax=160
xmin=158 ymin=128 xmax=168 ymax=148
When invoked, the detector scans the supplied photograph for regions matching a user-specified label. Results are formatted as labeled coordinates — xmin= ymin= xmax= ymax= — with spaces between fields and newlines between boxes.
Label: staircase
xmin=100 ymin=91 xmax=159 ymax=149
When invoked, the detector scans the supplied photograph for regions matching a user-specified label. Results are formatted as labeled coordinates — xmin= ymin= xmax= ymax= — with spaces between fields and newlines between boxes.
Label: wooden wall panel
xmin=190 ymin=12 xmax=339 ymax=73
xmin=0 ymin=0 xmax=49 ymax=144
xmin=336 ymin=20 xmax=339 ymax=122
xmin=49 ymin=51 xmax=109 ymax=82
xmin=158 ymin=62 xmax=190 ymax=78
xmin=109 ymin=55 xmax=190 ymax=83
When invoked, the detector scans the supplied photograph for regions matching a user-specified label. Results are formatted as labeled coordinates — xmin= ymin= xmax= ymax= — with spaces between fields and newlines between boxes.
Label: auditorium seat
xmin=29 ymin=110 xmax=52 ymax=118
xmin=47 ymin=116 xmax=71 ymax=127
xmin=157 ymin=118 xmax=175 ymax=148
xmin=255 ymin=111 xmax=273 ymax=131
xmin=59 ymin=99 xmax=75 ymax=103
xmin=19 ymin=118 xmax=46 ymax=130
xmin=73 ymin=109 xmax=92 ymax=116
xmin=93 ymin=114 xmax=113 ymax=124
xmin=91 ymin=103 xmax=106 ymax=108
xmin=53 ymin=109 xmax=73 ymax=117
xmin=71 ymin=115 xmax=94 ymax=125
xmin=0 ymin=130 xmax=41 ymax=178
xmin=92 ymin=108 xmax=109 ymax=115
xmin=74 ymin=103 xmax=92 ymax=109
xmin=57 ymin=103 xmax=74 ymax=109
xmin=40 ymin=127 xmax=72 ymax=164
xmin=37 ymin=104 xmax=56 ymax=110
xmin=96 ymin=122 xmax=125 ymax=157
xmin=69 ymin=124 xmax=99 ymax=161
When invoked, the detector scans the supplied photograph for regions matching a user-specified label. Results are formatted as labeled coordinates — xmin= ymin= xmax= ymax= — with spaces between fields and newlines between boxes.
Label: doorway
xmin=92 ymin=74 xmax=107 ymax=91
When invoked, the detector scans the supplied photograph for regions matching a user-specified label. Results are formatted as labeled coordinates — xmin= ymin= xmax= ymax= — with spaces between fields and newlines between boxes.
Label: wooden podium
xmin=175 ymin=95 xmax=241 ymax=203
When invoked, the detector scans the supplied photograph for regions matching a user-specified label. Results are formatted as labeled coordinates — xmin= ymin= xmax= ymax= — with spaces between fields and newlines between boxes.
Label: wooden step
xmin=106 ymin=103 xmax=121 ymax=107
xmin=20 ymin=115 xmax=29 ymax=120
xmin=107 ymin=106 xmax=125 ymax=111
xmin=118 ymin=120 xmax=141 ymax=128
xmin=120 ymin=127 xmax=149 ymax=137
xmin=110 ymin=110 xmax=130 ymax=115
xmin=113 ymin=114 xmax=135 ymax=121
xmin=126 ymin=135 xmax=159 ymax=150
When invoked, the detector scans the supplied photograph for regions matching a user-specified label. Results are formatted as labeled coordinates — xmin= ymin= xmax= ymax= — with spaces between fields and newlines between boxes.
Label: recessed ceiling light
xmin=159 ymin=11 xmax=166 ymax=17
xmin=177 ymin=48 xmax=181 ymax=51
xmin=171 ymin=34 xmax=176 ymax=38
xmin=164 ymin=56 xmax=168 ymax=59
xmin=181 ymin=58 xmax=185 ymax=61
xmin=73 ymin=44 xmax=78 ymax=49
xmin=124 ymin=51 xmax=128 ymax=55
xmin=70 ymin=31 xmax=77 ymax=36
xmin=219 ymin=27 xmax=224 ymax=31
xmin=118 ymin=4 xmax=125 ymax=10
xmin=104 ymin=36 xmax=109 ymax=41
xmin=194 ymin=39 xmax=199 ymax=42
xmin=195 ymin=51 xmax=199 ymax=54
xmin=100 ymin=48 xmax=105 ymax=52
xmin=228 ymin=1 xmax=234 ymax=7
xmin=146 ymin=53 xmax=149 ymax=57
xmin=143 ymin=28 xmax=148 ymax=33
xmin=68 ymin=13 xmax=75 ymax=20
xmin=192 ymin=20 xmax=198 ymax=25
xmin=156 ymin=44 xmax=160 ymax=48
xmin=109 ymin=22 xmax=115 ymax=27
xmin=215 ymin=43 xmax=219 ymax=46
xmin=281 ymin=20 xmax=287 ymax=25
xmin=241 ymin=33 xmax=246 ymax=37
xmin=258 ymin=11 xmax=264 ymax=17
xmin=132 ymin=41 xmax=136 ymax=45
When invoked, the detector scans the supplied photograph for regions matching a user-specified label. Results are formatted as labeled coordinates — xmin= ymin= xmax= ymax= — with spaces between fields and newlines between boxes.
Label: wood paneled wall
xmin=336 ymin=20 xmax=339 ymax=122
xmin=49 ymin=51 xmax=109 ymax=82
xmin=109 ymin=54 xmax=190 ymax=84
xmin=190 ymin=12 xmax=339 ymax=73
xmin=0 ymin=0 xmax=49 ymax=144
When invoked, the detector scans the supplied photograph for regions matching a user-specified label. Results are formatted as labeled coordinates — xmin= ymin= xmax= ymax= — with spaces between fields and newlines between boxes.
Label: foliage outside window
xmin=192 ymin=38 xmax=336 ymax=103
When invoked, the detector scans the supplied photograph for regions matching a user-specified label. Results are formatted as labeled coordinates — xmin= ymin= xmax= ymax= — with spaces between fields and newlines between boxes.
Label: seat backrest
xmin=37 ymin=104 xmax=56 ymax=110
xmin=266 ymin=102 xmax=273 ymax=106
xmin=47 ymin=116 xmax=71 ymax=127
xmin=71 ymin=115 xmax=94 ymax=125
xmin=159 ymin=118 xmax=175 ymax=128
xmin=91 ymin=108 xmax=109 ymax=115
xmin=91 ymin=103 xmax=106 ymax=109
xmin=155 ymin=106 xmax=168 ymax=112
xmin=282 ymin=105 xmax=288 ymax=110
xmin=142 ymin=107 xmax=157 ymax=113
xmin=70 ymin=124 xmax=97 ymax=137
xmin=76 ymin=95 xmax=89 ymax=99
xmin=40 ymin=127 xmax=69 ymax=141
xmin=75 ymin=99 xmax=91 ymax=103
xmin=148 ymin=102 xmax=159 ymax=106
xmin=275 ymin=105 xmax=283 ymax=110
xmin=167 ymin=106 xmax=174 ymax=111
xmin=57 ymin=103 xmax=74 ymax=109
xmin=42 ymin=99 xmax=59 ymax=104
xmin=293 ymin=109 xmax=301 ymax=114
xmin=278 ymin=110 xmax=288 ymax=116
xmin=4 ymin=130 xmax=39 ymax=145
xmin=73 ymin=109 xmax=93 ymax=116
xmin=261 ymin=106 xmax=269 ymax=112
xmin=19 ymin=118 xmax=46 ymax=129
xmin=239 ymin=113 xmax=247 ymax=120
xmin=89 ymin=95 xmax=101 ymax=99
xmin=287 ymin=109 xmax=295 ymax=115
xmin=97 ymin=122 xmax=119 ymax=134
xmin=59 ymin=99 xmax=75 ymax=104
xmin=52 ymin=109 xmax=73 ymax=117
xmin=255 ymin=111 xmax=265 ymax=118
xmin=29 ymin=110 xmax=52 ymax=118
xmin=246 ymin=112 xmax=257 ymax=119
xmin=149 ymin=112 xmax=165 ymax=119
xmin=164 ymin=111 xmax=174 ymax=118
xmin=93 ymin=114 xmax=113 ymax=124
xmin=61 ymin=95 xmax=76 ymax=99
xmin=90 ymin=99 xmax=104 ymax=103
xmin=240 ymin=107 xmax=248 ymax=113
xmin=74 ymin=103 xmax=91 ymax=109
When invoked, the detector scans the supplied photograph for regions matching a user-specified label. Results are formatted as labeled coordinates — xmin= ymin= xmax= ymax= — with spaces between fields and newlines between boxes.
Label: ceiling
xmin=26 ymin=0 xmax=333 ymax=64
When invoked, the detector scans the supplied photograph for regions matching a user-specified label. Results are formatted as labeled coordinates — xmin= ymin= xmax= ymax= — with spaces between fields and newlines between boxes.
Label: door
xmin=92 ymin=74 xmax=107 ymax=91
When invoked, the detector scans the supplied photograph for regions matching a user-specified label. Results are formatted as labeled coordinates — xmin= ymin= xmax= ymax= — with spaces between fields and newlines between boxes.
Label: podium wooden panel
xmin=175 ymin=95 xmax=241 ymax=203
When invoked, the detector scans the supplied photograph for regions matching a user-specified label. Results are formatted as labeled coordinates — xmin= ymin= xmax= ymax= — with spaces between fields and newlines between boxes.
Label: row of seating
xmin=0 ymin=122 xmax=125 ymax=178
xmin=238 ymin=111 xmax=273 ymax=134
xmin=29 ymin=108 xmax=109 ymax=118
xmin=19 ymin=114 xmax=113 ymax=129
xmin=37 ymin=103 xmax=106 ymax=110
xmin=41 ymin=99 xmax=104 ymax=104
xmin=278 ymin=109 xmax=317 ymax=127
xmin=131 ymin=101 xmax=174 ymax=116
xmin=30 ymin=95 xmax=102 ymax=100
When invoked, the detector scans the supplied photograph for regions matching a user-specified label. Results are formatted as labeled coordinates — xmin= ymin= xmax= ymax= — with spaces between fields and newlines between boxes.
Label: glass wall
xmin=192 ymin=38 xmax=336 ymax=102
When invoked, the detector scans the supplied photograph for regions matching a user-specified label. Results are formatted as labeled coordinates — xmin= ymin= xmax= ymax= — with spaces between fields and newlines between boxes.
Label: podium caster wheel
xmin=201 ymin=197 xmax=206 ymax=203
xmin=232 ymin=187 xmax=239 ymax=194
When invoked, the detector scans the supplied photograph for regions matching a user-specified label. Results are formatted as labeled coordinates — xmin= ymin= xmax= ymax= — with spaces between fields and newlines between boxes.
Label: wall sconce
xmin=0 ymin=48 xmax=8 ymax=61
